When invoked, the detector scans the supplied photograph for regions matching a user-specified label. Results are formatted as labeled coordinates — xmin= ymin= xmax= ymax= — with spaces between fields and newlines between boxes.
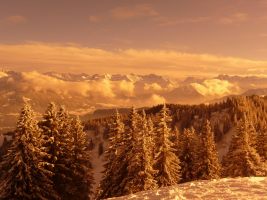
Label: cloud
xmin=144 ymin=83 xmax=163 ymax=91
xmin=0 ymin=71 xmax=8 ymax=78
xmin=133 ymin=94 xmax=166 ymax=107
xmin=21 ymin=71 xmax=92 ymax=96
xmin=3 ymin=70 xmax=265 ymax=108
xmin=4 ymin=15 xmax=27 ymax=24
xmin=89 ymin=15 xmax=102 ymax=23
xmin=156 ymin=16 xmax=210 ymax=26
xmin=110 ymin=4 xmax=158 ymax=20
xmin=1 ymin=71 xmax=170 ymax=108
xmin=219 ymin=12 xmax=248 ymax=24
xmin=153 ymin=12 xmax=249 ymax=27
xmin=149 ymin=94 xmax=166 ymax=105
xmin=191 ymin=79 xmax=240 ymax=96
xmin=15 ymin=71 xmax=120 ymax=100
xmin=118 ymin=80 xmax=135 ymax=97
xmin=17 ymin=72 xmax=134 ymax=100
xmin=1 ymin=42 xmax=267 ymax=77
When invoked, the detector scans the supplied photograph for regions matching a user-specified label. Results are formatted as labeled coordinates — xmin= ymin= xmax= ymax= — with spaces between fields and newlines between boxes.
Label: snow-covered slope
xmin=109 ymin=177 xmax=267 ymax=200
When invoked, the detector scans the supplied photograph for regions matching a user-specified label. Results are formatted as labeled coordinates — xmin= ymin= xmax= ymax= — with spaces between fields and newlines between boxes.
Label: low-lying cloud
xmin=19 ymin=71 xmax=131 ymax=99
xmin=191 ymin=79 xmax=240 ymax=96
xmin=144 ymin=83 xmax=163 ymax=91
xmin=0 ymin=71 xmax=8 ymax=78
xmin=2 ymin=71 xmax=157 ymax=106
xmin=0 ymin=70 xmax=261 ymax=109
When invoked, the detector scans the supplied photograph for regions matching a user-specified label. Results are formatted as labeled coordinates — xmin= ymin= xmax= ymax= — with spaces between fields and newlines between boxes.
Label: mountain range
xmin=0 ymin=70 xmax=267 ymax=133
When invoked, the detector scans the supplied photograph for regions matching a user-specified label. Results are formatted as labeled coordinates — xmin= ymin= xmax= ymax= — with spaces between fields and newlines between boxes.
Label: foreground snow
xmin=109 ymin=177 xmax=267 ymax=200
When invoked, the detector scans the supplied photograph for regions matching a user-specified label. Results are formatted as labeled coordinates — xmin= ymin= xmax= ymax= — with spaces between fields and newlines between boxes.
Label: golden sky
xmin=1 ymin=0 xmax=267 ymax=77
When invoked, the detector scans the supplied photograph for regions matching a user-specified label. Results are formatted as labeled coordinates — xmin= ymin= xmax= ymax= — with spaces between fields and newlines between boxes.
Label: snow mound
xmin=109 ymin=177 xmax=267 ymax=200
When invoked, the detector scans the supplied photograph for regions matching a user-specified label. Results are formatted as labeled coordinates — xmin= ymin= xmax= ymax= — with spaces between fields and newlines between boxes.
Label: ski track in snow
xmin=109 ymin=177 xmax=267 ymax=200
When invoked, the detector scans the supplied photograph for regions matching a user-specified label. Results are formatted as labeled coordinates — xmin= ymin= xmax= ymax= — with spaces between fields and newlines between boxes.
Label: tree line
xmin=0 ymin=103 xmax=94 ymax=200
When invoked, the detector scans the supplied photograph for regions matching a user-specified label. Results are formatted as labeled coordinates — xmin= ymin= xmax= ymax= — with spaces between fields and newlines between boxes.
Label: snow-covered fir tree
xmin=117 ymin=106 xmax=141 ymax=195
xmin=53 ymin=106 xmax=74 ymax=199
xmin=247 ymin=118 xmax=258 ymax=149
xmin=256 ymin=125 xmax=267 ymax=162
xmin=173 ymin=127 xmax=182 ymax=158
xmin=39 ymin=103 xmax=63 ymax=197
xmin=97 ymin=109 xmax=125 ymax=199
xmin=222 ymin=114 xmax=266 ymax=177
xmin=140 ymin=111 xmax=158 ymax=191
xmin=124 ymin=110 xmax=158 ymax=194
xmin=128 ymin=107 xmax=139 ymax=138
xmin=0 ymin=104 xmax=59 ymax=200
xmin=40 ymin=102 xmax=60 ymax=166
xmin=194 ymin=120 xmax=221 ymax=180
xmin=145 ymin=116 xmax=158 ymax=171
xmin=69 ymin=116 xmax=94 ymax=200
xmin=179 ymin=127 xmax=199 ymax=183
xmin=147 ymin=117 xmax=156 ymax=159
xmin=154 ymin=104 xmax=181 ymax=186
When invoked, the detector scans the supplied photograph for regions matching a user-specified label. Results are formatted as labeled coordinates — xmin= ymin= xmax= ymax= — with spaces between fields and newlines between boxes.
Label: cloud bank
xmin=2 ymin=70 xmax=267 ymax=114
xmin=1 ymin=71 xmax=244 ymax=110
xmin=1 ymin=43 xmax=267 ymax=78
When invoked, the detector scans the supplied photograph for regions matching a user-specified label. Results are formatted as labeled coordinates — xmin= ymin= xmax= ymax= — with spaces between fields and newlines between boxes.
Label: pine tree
xmin=0 ymin=104 xmax=59 ymax=200
xmin=128 ymin=106 xmax=139 ymax=141
xmin=69 ymin=116 xmax=94 ymax=200
xmin=173 ymin=127 xmax=182 ymax=159
xmin=40 ymin=102 xmax=60 ymax=166
xmin=97 ymin=109 xmax=125 ymax=199
xmin=147 ymin=117 xmax=156 ymax=160
xmin=179 ymin=127 xmax=199 ymax=182
xmin=123 ymin=108 xmax=142 ymax=193
xmin=247 ymin=119 xmax=257 ymax=149
xmin=256 ymin=125 xmax=267 ymax=162
xmin=39 ymin=103 xmax=62 ymax=197
xmin=222 ymin=115 xmax=266 ymax=177
xmin=53 ymin=106 xmax=74 ymax=199
xmin=124 ymin=110 xmax=158 ymax=194
xmin=154 ymin=104 xmax=181 ymax=186
xmin=40 ymin=103 xmax=76 ymax=199
xmin=140 ymin=112 xmax=158 ymax=191
xmin=194 ymin=120 xmax=221 ymax=180
xmin=112 ymin=106 xmax=141 ymax=196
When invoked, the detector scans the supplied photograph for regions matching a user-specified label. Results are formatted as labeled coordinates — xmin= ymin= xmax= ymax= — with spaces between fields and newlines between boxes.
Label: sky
xmin=1 ymin=0 xmax=267 ymax=77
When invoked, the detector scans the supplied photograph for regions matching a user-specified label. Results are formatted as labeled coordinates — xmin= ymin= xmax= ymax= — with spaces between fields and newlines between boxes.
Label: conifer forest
xmin=1 ymin=96 xmax=267 ymax=199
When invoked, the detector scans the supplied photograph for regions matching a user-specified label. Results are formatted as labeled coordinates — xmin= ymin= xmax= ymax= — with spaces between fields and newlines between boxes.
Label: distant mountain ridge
xmin=44 ymin=71 xmax=172 ymax=83
xmin=1 ymin=70 xmax=267 ymax=133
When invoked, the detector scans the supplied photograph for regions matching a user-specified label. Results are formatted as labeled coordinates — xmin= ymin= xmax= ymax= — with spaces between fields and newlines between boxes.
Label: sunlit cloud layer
xmin=0 ymin=71 xmax=168 ymax=107
xmin=1 ymin=43 xmax=267 ymax=78
xmin=191 ymin=79 xmax=240 ymax=96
